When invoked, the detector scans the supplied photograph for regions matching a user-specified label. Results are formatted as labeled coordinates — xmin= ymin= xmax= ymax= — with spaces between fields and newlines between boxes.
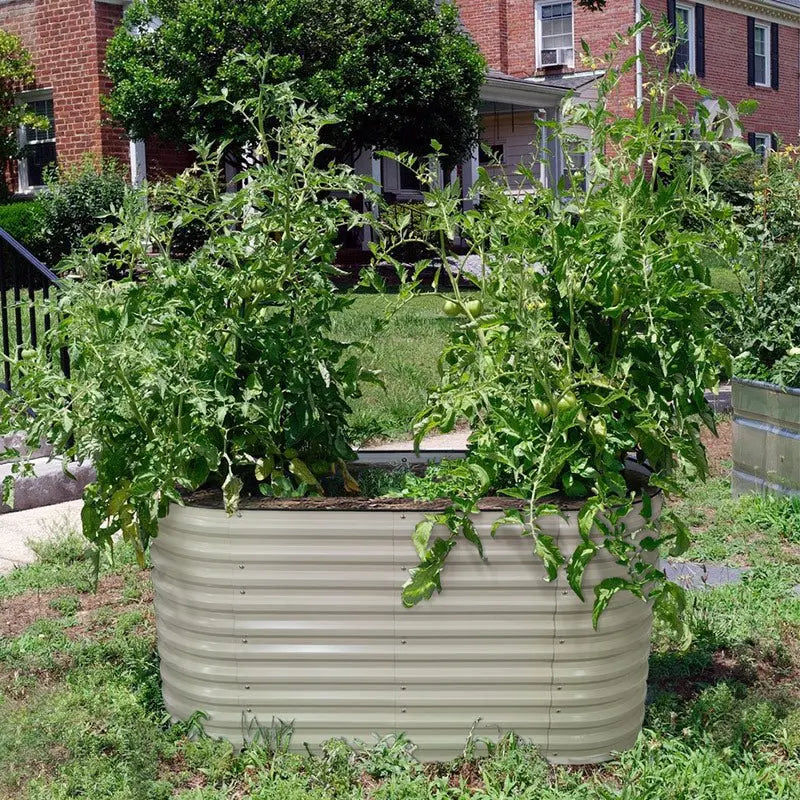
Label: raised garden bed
xmin=152 ymin=478 xmax=661 ymax=765
xmin=732 ymin=378 xmax=800 ymax=498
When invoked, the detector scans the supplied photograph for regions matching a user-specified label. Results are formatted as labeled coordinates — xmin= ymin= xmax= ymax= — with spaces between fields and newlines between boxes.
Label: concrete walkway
xmin=0 ymin=499 xmax=82 ymax=575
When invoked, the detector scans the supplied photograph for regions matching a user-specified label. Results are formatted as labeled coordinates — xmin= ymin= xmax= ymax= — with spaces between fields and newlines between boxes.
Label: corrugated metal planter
xmin=151 ymin=495 xmax=661 ymax=765
xmin=732 ymin=377 xmax=800 ymax=497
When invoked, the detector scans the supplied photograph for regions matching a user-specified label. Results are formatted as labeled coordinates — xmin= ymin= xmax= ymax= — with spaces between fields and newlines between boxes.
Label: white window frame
xmin=753 ymin=22 xmax=771 ymax=87
xmin=753 ymin=132 xmax=772 ymax=162
xmin=15 ymin=88 xmax=56 ymax=195
xmin=674 ymin=4 xmax=696 ymax=74
xmin=535 ymin=0 xmax=575 ymax=69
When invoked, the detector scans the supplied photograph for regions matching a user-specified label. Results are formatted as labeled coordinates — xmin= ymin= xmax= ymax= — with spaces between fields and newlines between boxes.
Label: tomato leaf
xmin=566 ymin=540 xmax=598 ymax=601
xmin=534 ymin=534 xmax=564 ymax=582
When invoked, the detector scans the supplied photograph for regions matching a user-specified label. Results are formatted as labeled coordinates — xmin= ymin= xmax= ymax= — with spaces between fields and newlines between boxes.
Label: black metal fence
xmin=0 ymin=228 xmax=67 ymax=393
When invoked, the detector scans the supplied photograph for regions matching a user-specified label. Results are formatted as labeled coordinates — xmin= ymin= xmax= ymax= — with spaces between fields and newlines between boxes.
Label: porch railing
xmin=0 ymin=228 xmax=68 ymax=393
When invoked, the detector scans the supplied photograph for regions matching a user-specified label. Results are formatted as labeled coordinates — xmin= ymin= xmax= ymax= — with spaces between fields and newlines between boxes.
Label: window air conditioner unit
xmin=540 ymin=47 xmax=571 ymax=67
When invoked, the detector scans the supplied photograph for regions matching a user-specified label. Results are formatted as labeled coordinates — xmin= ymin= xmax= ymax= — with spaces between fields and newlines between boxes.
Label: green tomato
xmin=532 ymin=399 xmax=551 ymax=419
xmin=20 ymin=348 xmax=37 ymax=360
xmin=310 ymin=459 xmax=332 ymax=476
xmin=465 ymin=299 xmax=484 ymax=317
xmin=556 ymin=391 xmax=578 ymax=414
xmin=252 ymin=277 xmax=268 ymax=294
xmin=443 ymin=300 xmax=462 ymax=317
xmin=283 ymin=447 xmax=298 ymax=459
xmin=590 ymin=417 xmax=607 ymax=440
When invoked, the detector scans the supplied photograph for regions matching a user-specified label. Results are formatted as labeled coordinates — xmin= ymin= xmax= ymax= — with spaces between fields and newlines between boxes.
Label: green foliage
xmin=0 ymin=72 xmax=416 ymax=560
xmin=729 ymin=146 xmax=800 ymax=388
xmin=0 ymin=200 xmax=41 ymax=252
xmin=392 ymin=20 xmax=741 ymax=626
xmin=35 ymin=159 xmax=128 ymax=266
xmin=105 ymin=0 xmax=485 ymax=168
xmin=706 ymin=145 xmax=760 ymax=213
xmin=400 ymin=460 xmax=486 ymax=501
xmin=0 ymin=31 xmax=48 ymax=199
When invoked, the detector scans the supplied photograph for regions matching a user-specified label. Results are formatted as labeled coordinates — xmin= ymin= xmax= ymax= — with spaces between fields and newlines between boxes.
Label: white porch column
xmin=354 ymin=149 xmax=382 ymax=250
xmin=547 ymin=106 xmax=563 ymax=191
xmin=129 ymin=139 xmax=146 ymax=186
xmin=462 ymin=144 xmax=480 ymax=211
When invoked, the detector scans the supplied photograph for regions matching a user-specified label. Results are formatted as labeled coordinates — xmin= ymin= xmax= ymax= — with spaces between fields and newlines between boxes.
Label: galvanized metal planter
xmin=732 ymin=377 xmax=800 ymax=497
xmin=151 ymin=498 xmax=661 ymax=765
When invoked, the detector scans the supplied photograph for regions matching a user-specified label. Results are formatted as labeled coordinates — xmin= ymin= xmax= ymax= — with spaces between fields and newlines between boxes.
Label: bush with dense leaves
xmin=0 ymin=201 xmax=41 ymax=254
xmin=105 ymin=0 xmax=485 ymax=169
xmin=730 ymin=146 xmax=800 ymax=388
xmin=0 ymin=72 xmax=414 ymax=563
xmin=394 ymin=19 xmax=741 ymax=628
xmin=35 ymin=160 xmax=127 ymax=266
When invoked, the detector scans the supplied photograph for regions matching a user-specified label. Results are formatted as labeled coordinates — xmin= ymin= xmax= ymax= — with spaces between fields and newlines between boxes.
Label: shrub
xmin=105 ymin=0 xmax=486 ymax=168
xmin=729 ymin=146 xmax=800 ymax=387
xmin=393 ymin=19 xmax=742 ymax=626
xmin=35 ymin=159 xmax=127 ymax=266
xmin=0 ymin=201 xmax=42 ymax=254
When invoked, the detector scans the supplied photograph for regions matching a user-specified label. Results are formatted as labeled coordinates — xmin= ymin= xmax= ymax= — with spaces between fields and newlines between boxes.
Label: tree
xmin=104 ymin=0 xmax=486 ymax=167
xmin=0 ymin=31 xmax=46 ymax=199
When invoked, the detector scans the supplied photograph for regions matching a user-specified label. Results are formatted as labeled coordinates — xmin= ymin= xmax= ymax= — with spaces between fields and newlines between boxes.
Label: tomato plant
xmin=0 ymin=59 xmax=417 ymax=562
xmin=394 ymin=19 xmax=745 ymax=630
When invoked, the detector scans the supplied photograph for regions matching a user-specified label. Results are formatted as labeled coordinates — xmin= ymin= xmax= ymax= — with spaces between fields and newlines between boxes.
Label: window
xmin=562 ymin=146 xmax=588 ymax=192
xmin=753 ymin=133 xmax=771 ymax=162
xmin=478 ymin=144 xmax=505 ymax=166
xmin=398 ymin=163 xmax=421 ymax=192
xmin=754 ymin=22 xmax=770 ymax=86
xmin=16 ymin=91 xmax=56 ymax=193
xmin=674 ymin=5 xmax=695 ymax=73
xmin=536 ymin=1 xmax=574 ymax=68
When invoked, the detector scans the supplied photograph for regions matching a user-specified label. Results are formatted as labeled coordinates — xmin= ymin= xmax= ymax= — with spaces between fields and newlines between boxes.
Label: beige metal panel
xmin=733 ymin=378 xmax=800 ymax=497
xmin=152 ymin=498 xmax=657 ymax=764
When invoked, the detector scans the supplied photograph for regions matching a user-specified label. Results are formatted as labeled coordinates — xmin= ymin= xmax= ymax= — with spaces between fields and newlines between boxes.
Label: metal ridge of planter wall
xmin=732 ymin=377 xmax=800 ymax=498
xmin=151 ymin=499 xmax=662 ymax=765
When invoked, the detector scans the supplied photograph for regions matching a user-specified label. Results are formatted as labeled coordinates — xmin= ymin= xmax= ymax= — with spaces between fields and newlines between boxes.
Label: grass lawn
xmin=2 ymin=424 xmax=799 ymax=799
xmin=340 ymin=264 xmax=740 ymax=444
xmin=335 ymin=293 xmax=457 ymax=443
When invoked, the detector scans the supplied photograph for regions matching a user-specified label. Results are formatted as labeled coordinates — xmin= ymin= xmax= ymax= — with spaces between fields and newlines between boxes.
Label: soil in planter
xmin=183 ymin=461 xmax=656 ymax=512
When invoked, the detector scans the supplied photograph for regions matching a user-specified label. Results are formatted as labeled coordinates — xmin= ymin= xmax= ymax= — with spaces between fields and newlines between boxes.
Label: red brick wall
xmin=0 ymin=0 xmax=129 ymax=178
xmin=145 ymin=138 xmax=195 ymax=182
xmin=459 ymin=1 xmax=504 ymax=69
xmin=456 ymin=0 xmax=635 ymax=77
xmin=95 ymin=1 xmax=129 ymax=166
xmin=457 ymin=0 xmax=800 ymax=143
xmin=645 ymin=1 xmax=800 ymax=146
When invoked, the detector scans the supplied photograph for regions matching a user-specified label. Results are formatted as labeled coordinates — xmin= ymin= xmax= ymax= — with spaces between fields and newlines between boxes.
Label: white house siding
xmin=480 ymin=111 xmax=545 ymax=191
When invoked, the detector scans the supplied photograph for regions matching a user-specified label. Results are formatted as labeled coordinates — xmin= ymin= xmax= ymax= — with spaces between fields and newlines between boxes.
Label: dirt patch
xmin=702 ymin=419 xmax=732 ymax=477
xmin=651 ymin=629 xmax=800 ymax=704
xmin=0 ymin=571 xmax=153 ymax=640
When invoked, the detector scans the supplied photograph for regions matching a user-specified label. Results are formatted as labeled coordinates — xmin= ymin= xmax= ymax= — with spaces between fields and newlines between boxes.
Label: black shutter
xmin=667 ymin=0 xmax=677 ymax=72
xmin=748 ymin=131 xmax=757 ymax=151
xmin=772 ymin=131 xmax=781 ymax=151
xmin=747 ymin=17 xmax=756 ymax=86
xmin=695 ymin=4 xmax=706 ymax=78
xmin=771 ymin=23 xmax=779 ymax=89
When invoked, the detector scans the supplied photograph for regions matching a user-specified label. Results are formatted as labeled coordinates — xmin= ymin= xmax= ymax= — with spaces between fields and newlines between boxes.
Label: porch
xmin=339 ymin=72 xmax=587 ymax=261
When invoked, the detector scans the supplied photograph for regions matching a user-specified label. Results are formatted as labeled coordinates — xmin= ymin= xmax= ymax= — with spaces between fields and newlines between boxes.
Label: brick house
xmin=457 ymin=0 xmax=800 ymax=177
xmin=1 ymin=0 xmax=798 ymax=200
xmin=0 ymin=0 xmax=190 ymax=195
